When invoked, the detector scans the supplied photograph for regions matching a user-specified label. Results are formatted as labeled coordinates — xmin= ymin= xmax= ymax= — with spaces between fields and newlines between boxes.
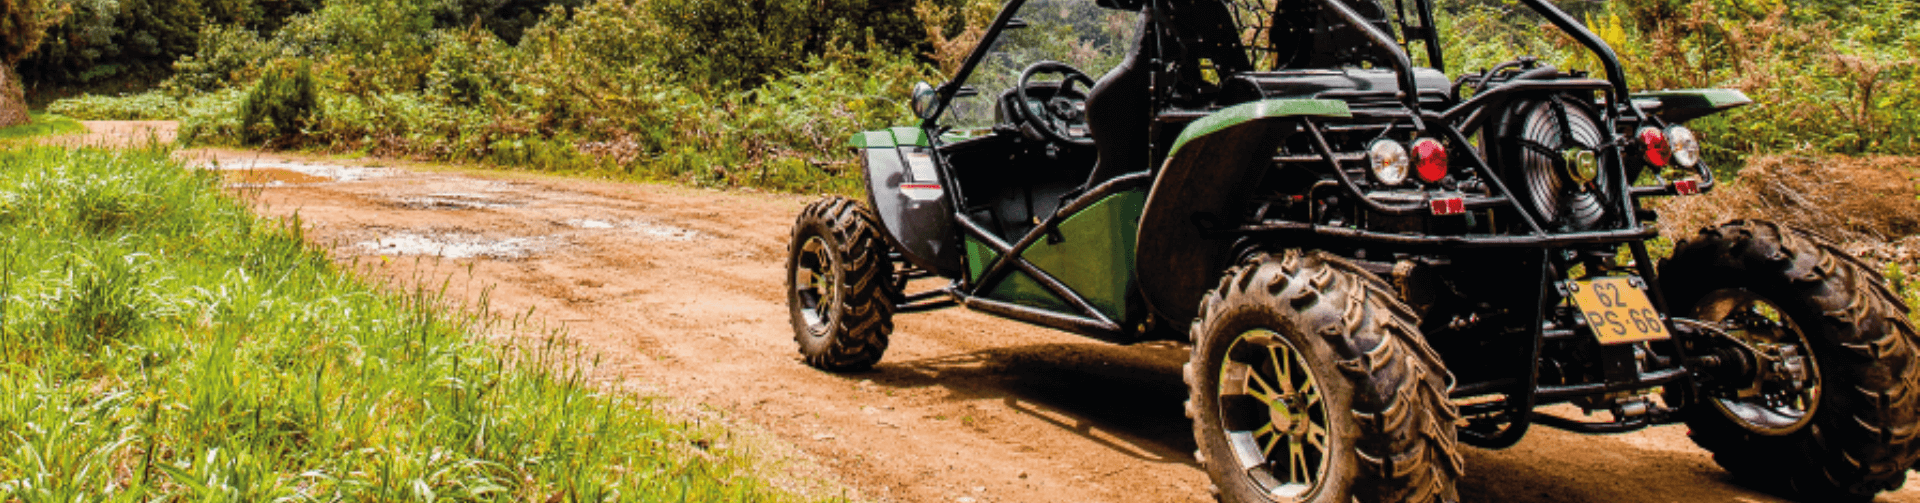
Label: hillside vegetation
xmin=27 ymin=0 xmax=1920 ymax=193
xmin=38 ymin=0 xmax=956 ymax=194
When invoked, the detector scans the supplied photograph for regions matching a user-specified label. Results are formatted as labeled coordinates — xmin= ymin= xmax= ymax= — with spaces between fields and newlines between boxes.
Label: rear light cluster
xmin=1637 ymin=126 xmax=1703 ymax=170
xmin=1411 ymin=138 xmax=1449 ymax=183
xmin=1367 ymin=138 xmax=1449 ymax=186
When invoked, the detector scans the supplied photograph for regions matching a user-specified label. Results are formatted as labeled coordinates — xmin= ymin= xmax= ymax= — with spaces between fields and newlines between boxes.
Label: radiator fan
xmin=1488 ymin=96 xmax=1616 ymax=231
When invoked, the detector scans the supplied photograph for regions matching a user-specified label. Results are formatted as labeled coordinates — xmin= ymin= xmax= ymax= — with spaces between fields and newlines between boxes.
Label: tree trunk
xmin=0 ymin=66 xmax=29 ymax=128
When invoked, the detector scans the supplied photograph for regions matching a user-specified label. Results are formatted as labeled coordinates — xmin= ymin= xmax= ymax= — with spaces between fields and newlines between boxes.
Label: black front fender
xmin=1135 ymin=99 xmax=1351 ymax=325
xmin=853 ymin=127 xmax=963 ymax=278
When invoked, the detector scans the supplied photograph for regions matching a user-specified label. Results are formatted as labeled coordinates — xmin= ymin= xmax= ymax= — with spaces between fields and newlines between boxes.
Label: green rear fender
xmin=1135 ymin=99 xmax=1352 ymax=326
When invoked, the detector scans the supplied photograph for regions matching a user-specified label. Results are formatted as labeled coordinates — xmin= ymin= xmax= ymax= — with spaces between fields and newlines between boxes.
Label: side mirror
xmin=910 ymin=81 xmax=939 ymax=119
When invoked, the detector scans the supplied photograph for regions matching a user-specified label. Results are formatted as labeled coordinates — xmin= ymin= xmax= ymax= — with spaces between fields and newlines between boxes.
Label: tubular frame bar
xmin=921 ymin=0 xmax=1029 ymax=131
xmin=962 ymin=172 xmax=1152 ymax=298
xmin=1217 ymin=221 xmax=1658 ymax=249
xmin=954 ymin=216 xmax=1121 ymax=332
xmin=1514 ymin=0 xmax=1644 ymax=122
xmin=1529 ymin=409 xmax=1679 ymax=434
xmin=950 ymin=173 xmax=1153 ymax=335
xmin=1314 ymin=0 xmax=1425 ymax=128
xmin=1533 ymin=367 xmax=1688 ymax=401
xmin=957 ymin=294 xmax=1128 ymax=341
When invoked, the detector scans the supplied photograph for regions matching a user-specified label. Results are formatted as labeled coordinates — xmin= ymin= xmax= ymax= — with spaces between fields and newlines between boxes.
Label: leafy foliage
xmin=1 ymin=0 xmax=68 ymax=65
xmin=644 ymin=0 xmax=947 ymax=90
xmin=1438 ymin=0 xmax=1920 ymax=166
xmin=20 ymin=0 xmax=215 ymax=85
xmin=47 ymin=0 xmax=942 ymax=193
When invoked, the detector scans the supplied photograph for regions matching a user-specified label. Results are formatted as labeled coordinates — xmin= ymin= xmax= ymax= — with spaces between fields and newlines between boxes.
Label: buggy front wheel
xmin=786 ymin=196 xmax=895 ymax=372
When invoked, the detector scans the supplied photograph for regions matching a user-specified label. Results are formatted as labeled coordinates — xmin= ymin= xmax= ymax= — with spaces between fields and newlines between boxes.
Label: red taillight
xmin=1411 ymin=138 xmax=1448 ymax=183
xmin=1638 ymin=127 xmax=1670 ymax=168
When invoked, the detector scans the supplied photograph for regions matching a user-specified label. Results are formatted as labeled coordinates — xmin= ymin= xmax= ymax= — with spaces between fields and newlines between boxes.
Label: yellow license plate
xmin=1568 ymin=277 xmax=1671 ymax=345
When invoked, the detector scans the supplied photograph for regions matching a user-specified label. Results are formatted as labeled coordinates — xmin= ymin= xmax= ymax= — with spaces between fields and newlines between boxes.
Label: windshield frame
xmin=919 ymin=0 xmax=1034 ymax=131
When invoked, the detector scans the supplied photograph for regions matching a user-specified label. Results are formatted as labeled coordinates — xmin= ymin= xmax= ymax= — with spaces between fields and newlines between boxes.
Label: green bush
xmin=46 ymin=92 xmax=182 ymax=120
xmin=164 ymin=24 xmax=274 ymax=94
xmin=237 ymin=59 xmax=318 ymax=144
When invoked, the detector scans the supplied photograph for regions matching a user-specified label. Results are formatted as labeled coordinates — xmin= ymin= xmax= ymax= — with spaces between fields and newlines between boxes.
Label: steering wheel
xmin=1017 ymin=61 xmax=1096 ymax=148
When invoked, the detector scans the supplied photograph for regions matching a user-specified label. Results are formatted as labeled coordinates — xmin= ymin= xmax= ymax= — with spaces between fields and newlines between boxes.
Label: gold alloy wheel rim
xmin=1218 ymin=329 xmax=1331 ymax=500
xmin=793 ymin=235 xmax=838 ymax=337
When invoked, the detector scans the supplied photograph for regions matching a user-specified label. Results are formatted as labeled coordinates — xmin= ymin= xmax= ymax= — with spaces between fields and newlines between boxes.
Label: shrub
xmin=46 ymin=92 xmax=181 ymax=120
xmin=238 ymin=59 xmax=319 ymax=145
xmin=163 ymin=24 xmax=274 ymax=94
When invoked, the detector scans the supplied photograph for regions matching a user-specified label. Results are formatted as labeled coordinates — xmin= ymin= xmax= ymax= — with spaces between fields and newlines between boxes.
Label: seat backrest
xmin=1080 ymin=17 xmax=1157 ymax=189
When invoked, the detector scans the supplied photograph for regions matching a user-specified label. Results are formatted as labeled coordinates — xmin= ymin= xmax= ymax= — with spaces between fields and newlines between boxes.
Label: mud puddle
xmin=220 ymin=168 xmax=334 ymax=187
xmin=357 ymin=231 xmax=555 ymax=260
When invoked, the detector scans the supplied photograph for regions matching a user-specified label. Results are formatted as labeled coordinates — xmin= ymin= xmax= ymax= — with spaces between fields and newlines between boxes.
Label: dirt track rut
xmin=151 ymin=127 xmax=1920 ymax=502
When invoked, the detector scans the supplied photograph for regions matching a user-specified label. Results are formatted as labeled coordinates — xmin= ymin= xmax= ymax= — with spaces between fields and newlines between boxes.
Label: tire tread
xmin=1189 ymin=251 xmax=1461 ymax=503
xmin=1662 ymin=219 xmax=1920 ymax=499
xmin=788 ymin=196 xmax=895 ymax=371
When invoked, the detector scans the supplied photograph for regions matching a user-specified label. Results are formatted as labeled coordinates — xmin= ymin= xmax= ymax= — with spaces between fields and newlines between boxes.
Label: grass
xmin=0 ymin=143 xmax=817 ymax=501
xmin=0 ymin=114 xmax=86 ymax=142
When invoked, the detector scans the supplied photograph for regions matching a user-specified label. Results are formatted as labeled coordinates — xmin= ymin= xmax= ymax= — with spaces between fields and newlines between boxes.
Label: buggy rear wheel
xmin=786 ymin=196 xmax=895 ymax=372
xmin=1187 ymin=251 xmax=1462 ymax=503
xmin=1661 ymin=220 xmax=1920 ymax=501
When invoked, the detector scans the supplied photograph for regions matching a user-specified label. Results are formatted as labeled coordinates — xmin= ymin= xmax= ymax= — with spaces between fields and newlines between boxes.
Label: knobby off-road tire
xmin=1186 ymin=250 xmax=1463 ymax=503
xmin=786 ymin=196 xmax=896 ymax=372
xmin=1661 ymin=220 xmax=1920 ymax=500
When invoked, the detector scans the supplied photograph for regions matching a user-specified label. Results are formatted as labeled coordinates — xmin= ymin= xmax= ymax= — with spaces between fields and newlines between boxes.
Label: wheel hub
xmin=1694 ymin=290 xmax=1822 ymax=435
xmin=1267 ymin=394 xmax=1312 ymax=436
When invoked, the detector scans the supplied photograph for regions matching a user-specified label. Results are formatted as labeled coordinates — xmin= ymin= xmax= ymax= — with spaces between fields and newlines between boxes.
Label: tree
xmin=0 ymin=0 xmax=66 ymax=127
xmin=647 ymin=0 xmax=950 ymax=90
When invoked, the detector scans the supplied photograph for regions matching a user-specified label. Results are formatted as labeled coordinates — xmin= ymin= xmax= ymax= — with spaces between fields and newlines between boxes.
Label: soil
xmin=85 ymin=122 xmax=1920 ymax=502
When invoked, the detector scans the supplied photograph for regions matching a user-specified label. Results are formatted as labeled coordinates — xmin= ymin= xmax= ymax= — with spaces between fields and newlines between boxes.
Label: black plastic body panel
xmin=862 ymin=141 xmax=964 ymax=278
xmin=1220 ymin=68 xmax=1453 ymax=104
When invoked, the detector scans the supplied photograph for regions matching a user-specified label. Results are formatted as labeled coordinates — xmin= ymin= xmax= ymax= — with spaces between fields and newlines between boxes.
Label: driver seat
xmin=1079 ymin=17 xmax=1156 ymax=192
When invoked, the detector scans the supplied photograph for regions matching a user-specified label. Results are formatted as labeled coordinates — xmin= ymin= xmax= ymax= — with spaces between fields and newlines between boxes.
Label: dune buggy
xmin=783 ymin=0 xmax=1920 ymax=501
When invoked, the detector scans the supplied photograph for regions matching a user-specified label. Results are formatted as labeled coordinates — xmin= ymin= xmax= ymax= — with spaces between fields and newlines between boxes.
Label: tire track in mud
xmin=161 ymin=133 xmax=1920 ymax=502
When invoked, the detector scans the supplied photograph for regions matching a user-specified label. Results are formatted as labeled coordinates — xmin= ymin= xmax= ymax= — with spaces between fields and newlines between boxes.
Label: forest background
xmin=6 ymin=0 xmax=1918 ymax=195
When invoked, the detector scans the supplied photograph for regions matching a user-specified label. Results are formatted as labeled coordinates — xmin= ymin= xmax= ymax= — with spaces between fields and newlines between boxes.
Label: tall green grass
xmin=0 ymin=114 xmax=86 ymax=142
xmin=0 ymin=144 xmax=813 ymax=501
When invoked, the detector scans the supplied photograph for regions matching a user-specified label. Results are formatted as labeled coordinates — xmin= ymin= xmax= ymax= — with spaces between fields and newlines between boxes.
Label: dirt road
xmin=131 ymin=124 xmax=1920 ymax=502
